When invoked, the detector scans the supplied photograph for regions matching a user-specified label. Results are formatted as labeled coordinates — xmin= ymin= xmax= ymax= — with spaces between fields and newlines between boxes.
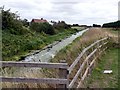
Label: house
xmin=31 ymin=18 xmax=47 ymax=23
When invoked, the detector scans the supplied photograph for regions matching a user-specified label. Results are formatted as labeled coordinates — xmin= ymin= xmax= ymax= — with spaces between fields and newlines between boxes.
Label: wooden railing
xmin=68 ymin=37 xmax=109 ymax=88
xmin=0 ymin=37 xmax=109 ymax=88
xmin=1 ymin=62 xmax=69 ymax=88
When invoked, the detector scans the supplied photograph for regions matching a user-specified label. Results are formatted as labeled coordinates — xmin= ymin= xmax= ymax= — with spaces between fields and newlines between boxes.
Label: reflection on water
xmin=23 ymin=28 xmax=89 ymax=62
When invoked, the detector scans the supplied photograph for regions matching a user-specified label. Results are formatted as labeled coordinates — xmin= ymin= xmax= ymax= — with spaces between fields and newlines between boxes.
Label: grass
xmin=2 ymin=28 xmax=119 ymax=88
xmin=51 ymin=28 xmax=118 ymax=64
xmin=71 ymin=26 xmax=85 ymax=30
xmin=49 ymin=28 xmax=118 ymax=87
xmin=84 ymin=47 xmax=119 ymax=88
xmin=2 ymin=28 xmax=83 ymax=61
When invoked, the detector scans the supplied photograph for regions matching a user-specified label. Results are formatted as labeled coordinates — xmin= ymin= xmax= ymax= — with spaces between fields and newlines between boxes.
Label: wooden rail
xmin=1 ymin=62 xmax=69 ymax=88
xmin=77 ymin=46 xmax=108 ymax=88
xmin=68 ymin=37 xmax=109 ymax=88
xmin=0 ymin=37 xmax=110 ymax=88
xmin=68 ymin=49 xmax=97 ymax=88
xmin=1 ymin=77 xmax=68 ymax=84
xmin=68 ymin=37 xmax=108 ymax=74
xmin=1 ymin=62 xmax=68 ymax=69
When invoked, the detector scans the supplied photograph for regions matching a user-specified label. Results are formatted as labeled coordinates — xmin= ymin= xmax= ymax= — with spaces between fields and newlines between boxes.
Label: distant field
xmin=71 ymin=26 xmax=85 ymax=30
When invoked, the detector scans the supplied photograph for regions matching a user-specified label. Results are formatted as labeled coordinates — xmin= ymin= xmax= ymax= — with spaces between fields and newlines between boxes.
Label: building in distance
xmin=31 ymin=18 xmax=47 ymax=23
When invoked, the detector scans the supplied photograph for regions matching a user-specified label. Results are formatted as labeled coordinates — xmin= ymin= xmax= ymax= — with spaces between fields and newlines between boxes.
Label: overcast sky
xmin=1 ymin=0 xmax=119 ymax=25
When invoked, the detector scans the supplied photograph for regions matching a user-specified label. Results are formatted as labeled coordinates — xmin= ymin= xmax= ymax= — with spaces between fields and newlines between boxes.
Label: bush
xmin=53 ymin=21 xmax=69 ymax=30
xmin=30 ymin=22 xmax=55 ymax=35
xmin=2 ymin=8 xmax=28 ymax=35
xmin=43 ymin=23 xmax=55 ymax=35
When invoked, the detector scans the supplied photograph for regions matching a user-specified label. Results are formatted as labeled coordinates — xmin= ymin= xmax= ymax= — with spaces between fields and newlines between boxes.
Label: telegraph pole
xmin=118 ymin=1 xmax=120 ymax=20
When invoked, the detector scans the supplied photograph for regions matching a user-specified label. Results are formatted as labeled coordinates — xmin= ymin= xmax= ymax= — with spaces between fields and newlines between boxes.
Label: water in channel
xmin=23 ymin=28 xmax=89 ymax=62
xmin=2 ymin=28 xmax=90 ymax=82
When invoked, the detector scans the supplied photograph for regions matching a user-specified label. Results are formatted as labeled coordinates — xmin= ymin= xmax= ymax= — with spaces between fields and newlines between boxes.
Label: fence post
xmin=57 ymin=60 xmax=68 ymax=88
xmin=96 ymin=41 xmax=100 ymax=59
xmin=103 ymin=39 xmax=107 ymax=55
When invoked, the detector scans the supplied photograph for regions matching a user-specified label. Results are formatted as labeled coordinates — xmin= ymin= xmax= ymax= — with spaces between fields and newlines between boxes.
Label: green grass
xmin=49 ymin=28 xmax=119 ymax=88
xmin=85 ymin=48 xmax=119 ymax=88
xmin=71 ymin=26 xmax=85 ymax=30
xmin=107 ymin=28 xmax=119 ymax=35
xmin=2 ymin=28 xmax=83 ymax=61
xmin=110 ymin=29 xmax=118 ymax=35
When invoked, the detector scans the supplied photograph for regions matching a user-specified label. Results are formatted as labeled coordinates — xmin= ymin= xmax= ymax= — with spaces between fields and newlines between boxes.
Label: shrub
xmin=53 ymin=21 xmax=69 ymax=30
xmin=30 ymin=22 xmax=55 ymax=35
xmin=2 ymin=8 xmax=28 ymax=35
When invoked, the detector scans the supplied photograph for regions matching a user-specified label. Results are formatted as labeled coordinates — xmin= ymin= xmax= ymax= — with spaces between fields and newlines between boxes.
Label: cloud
xmin=0 ymin=0 xmax=119 ymax=25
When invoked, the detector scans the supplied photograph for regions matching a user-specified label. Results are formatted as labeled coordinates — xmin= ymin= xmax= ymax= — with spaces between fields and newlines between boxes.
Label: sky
xmin=0 ymin=0 xmax=120 ymax=25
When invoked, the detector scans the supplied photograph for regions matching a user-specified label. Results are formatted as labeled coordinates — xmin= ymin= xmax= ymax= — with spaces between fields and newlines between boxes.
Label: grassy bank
xmin=51 ymin=28 xmax=118 ymax=64
xmin=2 ymin=28 xmax=119 ymax=88
xmin=2 ymin=28 xmax=83 ymax=61
xmin=84 ymin=47 xmax=118 ymax=88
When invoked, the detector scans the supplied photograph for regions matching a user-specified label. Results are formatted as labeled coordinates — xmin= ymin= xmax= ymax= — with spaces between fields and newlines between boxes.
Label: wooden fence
xmin=68 ymin=37 xmax=109 ymax=88
xmin=0 ymin=37 xmax=109 ymax=88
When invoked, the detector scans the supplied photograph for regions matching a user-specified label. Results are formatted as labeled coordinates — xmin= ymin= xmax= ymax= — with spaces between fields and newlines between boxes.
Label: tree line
xmin=1 ymin=7 xmax=70 ymax=35
xmin=102 ymin=21 xmax=120 ymax=28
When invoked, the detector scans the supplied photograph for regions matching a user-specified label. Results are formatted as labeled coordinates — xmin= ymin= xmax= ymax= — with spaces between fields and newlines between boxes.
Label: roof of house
xmin=31 ymin=18 xmax=47 ymax=23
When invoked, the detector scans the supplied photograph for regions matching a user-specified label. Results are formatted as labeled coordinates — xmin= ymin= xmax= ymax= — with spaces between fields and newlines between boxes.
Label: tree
xmin=43 ymin=22 xmax=55 ymax=35
xmin=30 ymin=22 xmax=55 ymax=35
xmin=53 ymin=21 xmax=69 ymax=29
xmin=73 ymin=24 xmax=79 ymax=26
xmin=93 ymin=24 xmax=101 ymax=27
xmin=102 ymin=21 xmax=120 ymax=28
xmin=1 ymin=7 xmax=26 ymax=35
xmin=21 ymin=19 xmax=29 ymax=27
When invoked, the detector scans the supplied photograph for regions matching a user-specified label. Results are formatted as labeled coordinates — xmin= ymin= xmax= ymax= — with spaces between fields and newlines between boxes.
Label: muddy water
xmin=23 ymin=28 xmax=89 ymax=62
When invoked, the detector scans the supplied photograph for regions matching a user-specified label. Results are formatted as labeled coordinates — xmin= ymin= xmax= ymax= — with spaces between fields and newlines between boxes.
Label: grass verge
xmin=84 ymin=47 xmax=119 ymax=88
xmin=51 ymin=28 xmax=118 ymax=64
